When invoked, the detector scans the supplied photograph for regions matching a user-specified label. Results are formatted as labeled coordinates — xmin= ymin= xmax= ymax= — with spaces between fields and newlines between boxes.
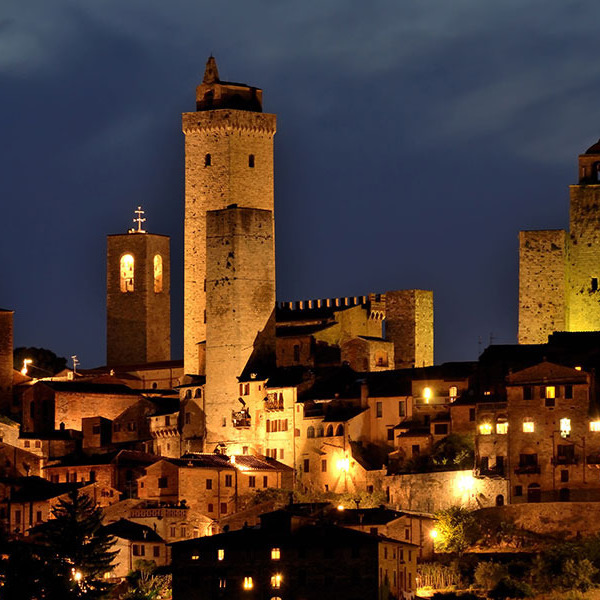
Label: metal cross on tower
xmin=132 ymin=206 xmax=146 ymax=233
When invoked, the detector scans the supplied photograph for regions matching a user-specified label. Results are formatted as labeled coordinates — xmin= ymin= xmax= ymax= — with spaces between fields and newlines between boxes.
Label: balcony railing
xmin=551 ymin=455 xmax=579 ymax=466
xmin=476 ymin=466 xmax=506 ymax=478
xmin=514 ymin=465 xmax=541 ymax=475
xmin=232 ymin=409 xmax=251 ymax=428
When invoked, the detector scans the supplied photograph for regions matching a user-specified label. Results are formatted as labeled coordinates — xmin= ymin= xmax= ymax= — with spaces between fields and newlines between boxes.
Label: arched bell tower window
xmin=205 ymin=153 xmax=212 ymax=167
xmin=154 ymin=254 xmax=163 ymax=293
xmin=120 ymin=254 xmax=134 ymax=293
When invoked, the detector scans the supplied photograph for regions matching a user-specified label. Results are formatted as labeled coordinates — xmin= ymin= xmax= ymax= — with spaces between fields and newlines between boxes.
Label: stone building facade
xmin=106 ymin=226 xmax=170 ymax=366
xmin=519 ymin=141 xmax=600 ymax=343
xmin=0 ymin=310 xmax=13 ymax=415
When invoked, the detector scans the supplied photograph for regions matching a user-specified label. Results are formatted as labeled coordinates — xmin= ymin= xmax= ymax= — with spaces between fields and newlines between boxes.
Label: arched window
xmin=194 ymin=388 xmax=202 ymax=398
xmin=326 ymin=425 xmax=334 ymax=437
xmin=120 ymin=254 xmax=134 ymax=292
xmin=495 ymin=494 xmax=504 ymax=506
xmin=185 ymin=389 xmax=192 ymax=400
xmin=153 ymin=254 xmax=163 ymax=293
xmin=249 ymin=154 xmax=255 ymax=168
xmin=335 ymin=424 xmax=344 ymax=437
xmin=316 ymin=425 xmax=324 ymax=438
xmin=205 ymin=153 xmax=211 ymax=167
xmin=306 ymin=426 xmax=315 ymax=439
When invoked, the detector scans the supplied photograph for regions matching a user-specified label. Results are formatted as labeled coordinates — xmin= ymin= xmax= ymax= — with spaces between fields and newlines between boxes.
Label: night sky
xmin=2 ymin=1 xmax=600 ymax=369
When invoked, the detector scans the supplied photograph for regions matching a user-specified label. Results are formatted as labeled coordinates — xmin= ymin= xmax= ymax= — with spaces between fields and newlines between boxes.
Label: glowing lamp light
xmin=21 ymin=359 xmax=32 ymax=376
xmin=429 ymin=529 xmax=438 ymax=539
xmin=423 ymin=387 xmax=432 ymax=402
xmin=337 ymin=504 xmax=345 ymax=511
xmin=72 ymin=569 xmax=82 ymax=582
xmin=455 ymin=473 xmax=475 ymax=495
xmin=336 ymin=457 xmax=350 ymax=473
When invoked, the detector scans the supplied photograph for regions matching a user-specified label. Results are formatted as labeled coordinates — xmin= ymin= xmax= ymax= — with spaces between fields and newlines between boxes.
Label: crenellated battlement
xmin=277 ymin=293 xmax=386 ymax=319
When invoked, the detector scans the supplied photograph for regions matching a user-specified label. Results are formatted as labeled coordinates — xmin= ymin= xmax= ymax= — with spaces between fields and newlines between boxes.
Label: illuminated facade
xmin=106 ymin=217 xmax=171 ymax=366
xmin=475 ymin=361 xmax=600 ymax=504
xmin=519 ymin=140 xmax=600 ymax=343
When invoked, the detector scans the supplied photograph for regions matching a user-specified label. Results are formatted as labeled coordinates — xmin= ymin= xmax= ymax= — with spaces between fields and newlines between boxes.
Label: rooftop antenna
xmin=129 ymin=206 xmax=146 ymax=234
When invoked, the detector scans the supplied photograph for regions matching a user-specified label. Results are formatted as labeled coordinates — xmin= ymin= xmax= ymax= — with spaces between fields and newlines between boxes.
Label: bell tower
xmin=106 ymin=207 xmax=171 ymax=366
xmin=182 ymin=56 xmax=276 ymax=376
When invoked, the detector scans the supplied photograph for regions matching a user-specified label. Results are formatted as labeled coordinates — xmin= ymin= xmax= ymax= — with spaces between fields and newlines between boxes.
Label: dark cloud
xmin=1 ymin=0 xmax=600 ymax=366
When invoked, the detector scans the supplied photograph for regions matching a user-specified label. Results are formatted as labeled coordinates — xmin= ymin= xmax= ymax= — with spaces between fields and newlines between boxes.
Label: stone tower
xmin=204 ymin=205 xmax=276 ymax=449
xmin=182 ymin=56 xmax=276 ymax=375
xmin=0 ymin=309 xmax=13 ymax=414
xmin=106 ymin=209 xmax=171 ymax=366
xmin=518 ymin=140 xmax=600 ymax=343
xmin=567 ymin=143 xmax=600 ymax=332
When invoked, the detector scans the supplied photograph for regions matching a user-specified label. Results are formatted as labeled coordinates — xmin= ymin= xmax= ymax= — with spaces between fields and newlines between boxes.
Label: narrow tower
xmin=106 ymin=207 xmax=171 ymax=366
xmin=0 ymin=309 xmax=13 ymax=414
xmin=182 ymin=56 xmax=276 ymax=375
xmin=568 ymin=142 xmax=600 ymax=332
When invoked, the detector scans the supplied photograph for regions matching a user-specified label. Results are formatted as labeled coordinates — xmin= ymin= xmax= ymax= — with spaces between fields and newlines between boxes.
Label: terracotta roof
xmin=103 ymin=519 xmax=164 ymax=542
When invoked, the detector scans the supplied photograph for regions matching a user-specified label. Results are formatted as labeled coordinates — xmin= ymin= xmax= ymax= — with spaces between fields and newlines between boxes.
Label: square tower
xmin=106 ymin=211 xmax=171 ymax=366
xmin=182 ymin=57 xmax=276 ymax=375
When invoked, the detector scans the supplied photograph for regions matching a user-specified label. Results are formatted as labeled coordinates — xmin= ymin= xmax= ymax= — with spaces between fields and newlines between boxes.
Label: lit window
xmin=523 ymin=419 xmax=534 ymax=433
xmin=153 ymin=254 xmax=163 ymax=293
xmin=219 ymin=578 xmax=226 ymax=589
xmin=271 ymin=547 xmax=281 ymax=560
xmin=496 ymin=421 xmax=508 ymax=435
xmin=191 ymin=554 xmax=199 ymax=560
xmin=590 ymin=421 xmax=600 ymax=432
xmin=120 ymin=254 xmax=134 ymax=292
xmin=271 ymin=574 xmax=282 ymax=589
xmin=560 ymin=418 xmax=571 ymax=438
xmin=243 ymin=577 xmax=253 ymax=590
xmin=218 ymin=549 xmax=224 ymax=561
xmin=449 ymin=386 xmax=458 ymax=399
xmin=423 ymin=387 xmax=432 ymax=402
xmin=478 ymin=422 xmax=492 ymax=435
xmin=545 ymin=386 xmax=556 ymax=399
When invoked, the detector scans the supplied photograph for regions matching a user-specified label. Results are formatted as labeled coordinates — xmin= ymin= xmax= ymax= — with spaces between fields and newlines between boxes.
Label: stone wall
xmin=518 ymin=229 xmax=567 ymax=345
xmin=204 ymin=206 xmax=275 ymax=448
xmin=385 ymin=290 xmax=433 ymax=369
xmin=386 ymin=469 xmax=508 ymax=513
xmin=568 ymin=184 xmax=600 ymax=332
xmin=478 ymin=501 xmax=600 ymax=538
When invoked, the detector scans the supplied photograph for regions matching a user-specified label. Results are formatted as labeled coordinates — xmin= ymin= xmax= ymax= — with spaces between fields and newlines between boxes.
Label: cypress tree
xmin=32 ymin=488 xmax=118 ymax=598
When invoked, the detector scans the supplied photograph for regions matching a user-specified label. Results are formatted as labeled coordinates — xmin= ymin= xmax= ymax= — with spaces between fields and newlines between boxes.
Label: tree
xmin=433 ymin=506 xmax=478 ymax=554
xmin=120 ymin=560 xmax=172 ymax=600
xmin=32 ymin=489 xmax=118 ymax=598
xmin=431 ymin=434 xmax=474 ymax=469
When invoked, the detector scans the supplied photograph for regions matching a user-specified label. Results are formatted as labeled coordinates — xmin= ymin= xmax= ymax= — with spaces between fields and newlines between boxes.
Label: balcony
xmin=264 ymin=395 xmax=284 ymax=411
xmin=514 ymin=465 xmax=541 ymax=475
xmin=232 ymin=409 xmax=251 ymax=428
xmin=551 ymin=455 xmax=579 ymax=466
xmin=476 ymin=466 xmax=506 ymax=478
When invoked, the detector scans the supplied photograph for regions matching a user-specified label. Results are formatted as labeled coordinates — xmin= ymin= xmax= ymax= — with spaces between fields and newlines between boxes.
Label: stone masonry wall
xmin=204 ymin=206 xmax=275 ymax=448
xmin=385 ymin=290 xmax=434 ymax=368
xmin=182 ymin=109 xmax=276 ymax=375
xmin=518 ymin=230 xmax=567 ymax=344
xmin=386 ymin=469 xmax=508 ymax=513
xmin=107 ymin=233 xmax=170 ymax=366
xmin=568 ymin=184 xmax=600 ymax=332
